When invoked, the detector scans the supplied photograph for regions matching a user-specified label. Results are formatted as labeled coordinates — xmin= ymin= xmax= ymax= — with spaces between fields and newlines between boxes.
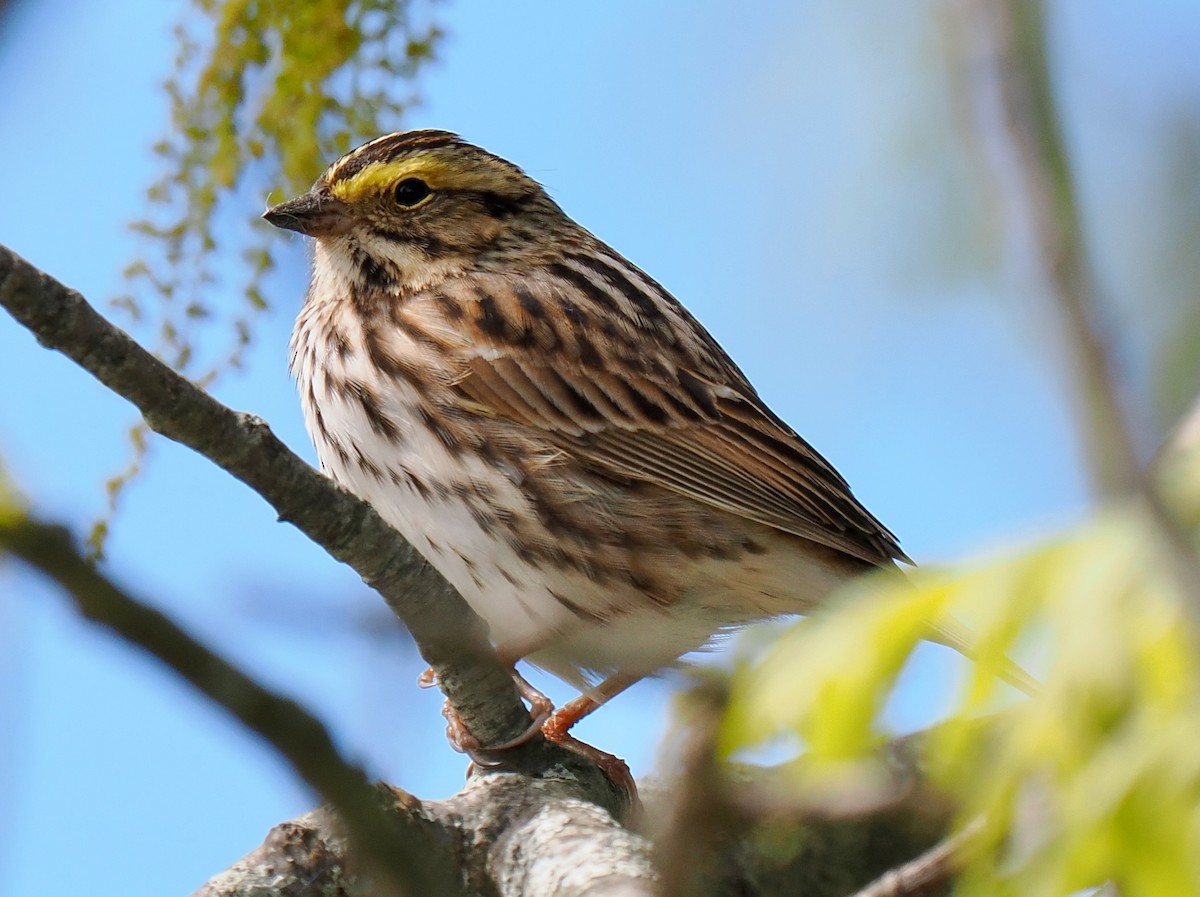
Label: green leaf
xmin=721 ymin=505 xmax=1200 ymax=896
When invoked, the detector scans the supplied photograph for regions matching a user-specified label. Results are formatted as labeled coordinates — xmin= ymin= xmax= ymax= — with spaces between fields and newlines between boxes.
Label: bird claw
xmin=439 ymin=669 xmax=556 ymax=767
xmin=432 ymin=669 xmax=636 ymax=808
xmin=512 ymin=669 xmax=555 ymax=720
xmin=543 ymin=729 xmax=639 ymax=808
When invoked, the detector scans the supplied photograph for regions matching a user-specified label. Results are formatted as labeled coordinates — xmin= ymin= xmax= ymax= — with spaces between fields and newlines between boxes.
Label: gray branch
xmin=199 ymin=764 xmax=955 ymax=897
xmin=195 ymin=775 xmax=657 ymax=897
xmin=967 ymin=0 xmax=1200 ymax=607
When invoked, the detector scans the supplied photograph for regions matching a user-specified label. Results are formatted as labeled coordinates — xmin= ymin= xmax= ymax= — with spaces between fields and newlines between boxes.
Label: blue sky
xmin=1 ymin=1 xmax=1198 ymax=894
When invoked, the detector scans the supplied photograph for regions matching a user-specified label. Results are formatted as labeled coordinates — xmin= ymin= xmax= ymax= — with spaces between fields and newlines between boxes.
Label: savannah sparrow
xmin=264 ymin=130 xmax=936 ymax=754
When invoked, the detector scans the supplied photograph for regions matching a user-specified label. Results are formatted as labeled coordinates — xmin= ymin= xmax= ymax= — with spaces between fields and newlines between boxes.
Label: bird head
xmin=263 ymin=130 xmax=572 ymax=292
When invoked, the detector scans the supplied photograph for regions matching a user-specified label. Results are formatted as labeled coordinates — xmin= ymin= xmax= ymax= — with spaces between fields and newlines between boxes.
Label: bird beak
xmin=262 ymin=192 xmax=353 ymax=238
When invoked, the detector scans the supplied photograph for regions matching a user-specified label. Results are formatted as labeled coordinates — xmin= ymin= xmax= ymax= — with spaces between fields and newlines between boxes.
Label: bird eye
xmin=393 ymin=178 xmax=431 ymax=207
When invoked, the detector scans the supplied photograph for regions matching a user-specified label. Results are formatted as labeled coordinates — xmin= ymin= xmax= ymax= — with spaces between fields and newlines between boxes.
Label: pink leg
xmin=542 ymin=673 xmax=641 ymax=740
xmin=541 ymin=674 xmax=643 ymax=801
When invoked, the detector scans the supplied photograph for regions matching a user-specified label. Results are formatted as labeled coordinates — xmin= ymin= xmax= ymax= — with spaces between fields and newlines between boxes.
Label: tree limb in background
xmin=973 ymin=0 xmax=1200 ymax=611
xmin=972 ymin=0 xmax=1140 ymax=498
xmin=0 ymin=243 xmax=534 ymax=758
xmin=0 ymin=512 xmax=458 ymax=897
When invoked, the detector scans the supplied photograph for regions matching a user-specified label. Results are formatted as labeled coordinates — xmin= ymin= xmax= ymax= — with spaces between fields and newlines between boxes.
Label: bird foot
xmin=540 ymin=694 xmax=636 ymax=805
xmin=427 ymin=667 xmax=636 ymax=806
xmin=541 ymin=693 xmax=599 ymax=741
xmin=438 ymin=669 xmax=555 ymax=767
xmin=544 ymin=730 xmax=639 ymax=808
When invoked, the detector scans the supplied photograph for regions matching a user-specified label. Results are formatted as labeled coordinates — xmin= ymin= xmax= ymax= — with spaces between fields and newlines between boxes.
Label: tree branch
xmin=968 ymin=0 xmax=1200 ymax=608
xmin=978 ymin=0 xmax=1140 ymax=498
xmin=0 ymin=513 xmax=459 ymax=897
xmin=197 ymin=753 xmax=961 ymax=897
xmin=195 ymin=774 xmax=658 ymax=897
xmin=0 ymin=242 xmax=530 ymax=751
xmin=845 ymin=819 xmax=979 ymax=897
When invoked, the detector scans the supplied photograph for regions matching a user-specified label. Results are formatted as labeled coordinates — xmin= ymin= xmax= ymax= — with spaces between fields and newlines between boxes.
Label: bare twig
xmin=846 ymin=818 xmax=981 ymax=897
xmin=976 ymin=0 xmax=1140 ymax=497
xmin=0 ymin=514 xmax=459 ymax=897
xmin=0 ymin=243 xmax=531 ymax=750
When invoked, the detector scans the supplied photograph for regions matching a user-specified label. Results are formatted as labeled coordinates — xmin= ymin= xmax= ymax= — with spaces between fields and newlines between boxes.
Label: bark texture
xmin=194 ymin=772 xmax=953 ymax=897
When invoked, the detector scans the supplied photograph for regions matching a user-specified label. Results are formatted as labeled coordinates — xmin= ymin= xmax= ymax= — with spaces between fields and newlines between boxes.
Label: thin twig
xmin=980 ymin=0 xmax=1139 ymax=497
xmin=846 ymin=818 xmax=981 ymax=897
xmin=0 ymin=243 xmax=531 ymax=749
xmin=0 ymin=514 xmax=459 ymax=897
xmin=972 ymin=0 xmax=1200 ymax=606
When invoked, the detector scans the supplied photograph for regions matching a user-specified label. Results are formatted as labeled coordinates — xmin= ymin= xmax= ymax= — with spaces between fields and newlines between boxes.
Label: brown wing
xmin=442 ymin=260 xmax=907 ymax=567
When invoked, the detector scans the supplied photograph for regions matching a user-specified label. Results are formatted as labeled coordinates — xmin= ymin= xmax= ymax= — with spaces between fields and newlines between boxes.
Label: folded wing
xmin=444 ymin=266 xmax=907 ymax=568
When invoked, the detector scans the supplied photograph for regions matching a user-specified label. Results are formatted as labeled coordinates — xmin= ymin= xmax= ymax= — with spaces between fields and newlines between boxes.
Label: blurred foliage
xmin=721 ymin=11 xmax=1199 ymax=877
xmin=0 ymin=459 xmax=23 ymax=525
xmin=720 ymin=415 xmax=1200 ymax=895
xmin=1159 ymin=399 xmax=1200 ymax=534
xmin=95 ymin=0 xmax=442 ymax=553
xmin=123 ymin=0 xmax=440 ymax=373
xmin=718 ymin=8 xmax=1200 ymax=889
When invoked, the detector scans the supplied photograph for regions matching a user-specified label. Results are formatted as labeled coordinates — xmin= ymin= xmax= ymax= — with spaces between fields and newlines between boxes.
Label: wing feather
xmin=445 ymin=273 xmax=907 ymax=566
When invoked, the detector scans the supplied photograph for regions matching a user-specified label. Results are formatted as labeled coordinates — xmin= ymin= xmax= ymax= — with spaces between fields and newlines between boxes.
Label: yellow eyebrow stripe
xmin=329 ymin=157 xmax=455 ymax=202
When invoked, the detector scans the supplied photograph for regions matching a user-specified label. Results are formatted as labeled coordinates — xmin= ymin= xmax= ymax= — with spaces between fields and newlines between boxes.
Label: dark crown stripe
xmin=329 ymin=130 xmax=467 ymax=182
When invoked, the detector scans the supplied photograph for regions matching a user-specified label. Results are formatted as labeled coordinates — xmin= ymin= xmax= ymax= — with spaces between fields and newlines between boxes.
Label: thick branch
xmin=206 ymin=753 xmax=956 ymax=897
xmin=0 ymin=243 xmax=529 ymax=749
xmin=197 ymin=774 xmax=657 ymax=897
